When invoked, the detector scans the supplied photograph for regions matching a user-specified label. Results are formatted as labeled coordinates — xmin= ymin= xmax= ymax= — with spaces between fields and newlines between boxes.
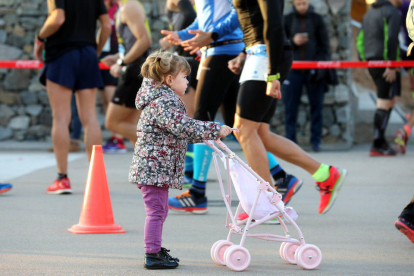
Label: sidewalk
xmin=1 ymin=142 xmax=414 ymax=275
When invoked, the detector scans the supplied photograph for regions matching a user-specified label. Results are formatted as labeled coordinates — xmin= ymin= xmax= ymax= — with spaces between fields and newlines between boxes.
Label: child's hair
xmin=141 ymin=50 xmax=191 ymax=88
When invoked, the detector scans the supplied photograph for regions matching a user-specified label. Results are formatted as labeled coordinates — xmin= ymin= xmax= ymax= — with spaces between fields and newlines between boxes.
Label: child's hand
xmin=219 ymin=125 xmax=232 ymax=137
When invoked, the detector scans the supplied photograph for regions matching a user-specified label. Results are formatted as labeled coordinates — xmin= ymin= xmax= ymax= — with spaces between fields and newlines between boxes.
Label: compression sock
xmin=184 ymin=144 xmax=194 ymax=179
xmin=312 ymin=164 xmax=330 ymax=182
xmin=189 ymin=143 xmax=213 ymax=198
xmin=57 ymin=173 xmax=68 ymax=181
xmin=268 ymin=152 xmax=287 ymax=183
xmin=373 ymin=109 xmax=389 ymax=147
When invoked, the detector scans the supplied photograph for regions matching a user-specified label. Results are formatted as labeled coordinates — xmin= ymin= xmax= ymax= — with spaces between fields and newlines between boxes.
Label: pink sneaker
xmin=395 ymin=218 xmax=414 ymax=244
xmin=47 ymin=178 xmax=72 ymax=194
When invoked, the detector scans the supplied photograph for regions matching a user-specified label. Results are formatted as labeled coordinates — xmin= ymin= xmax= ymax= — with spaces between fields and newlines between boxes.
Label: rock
xmin=23 ymin=44 xmax=32 ymax=54
xmin=311 ymin=0 xmax=329 ymax=16
xmin=20 ymin=17 xmax=38 ymax=30
xmin=323 ymin=91 xmax=335 ymax=105
xmin=4 ymin=70 xmax=30 ymax=90
xmin=38 ymin=108 xmax=52 ymax=126
xmin=0 ymin=91 xmax=19 ymax=105
xmin=29 ymin=82 xmax=44 ymax=93
xmin=0 ymin=44 xmax=22 ymax=60
xmin=4 ymin=13 xmax=17 ymax=26
xmin=26 ymin=104 xmax=42 ymax=116
xmin=8 ymin=115 xmax=30 ymax=130
xmin=20 ymin=91 xmax=37 ymax=105
xmin=97 ymin=112 xmax=106 ymax=128
xmin=14 ymin=130 xmax=26 ymax=141
xmin=27 ymin=124 xmax=49 ymax=137
xmin=0 ymin=104 xmax=15 ymax=119
xmin=13 ymin=24 xmax=25 ymax=38
xmin=37 ymin=91 xmax=49 ymax=105
xmin=335 ymin=106 xmax=350 ymax=123
xmin=329 ymin=124 xmax=341 ymax=138
xmin=297 ymin=109 xmax=307 ymax=127
xmin=0 ymin=0 xmax=14 ymax=6
xmin=334 ymin=84 xmax=350 ymax=104
xmin=0 ymin=126 xmax=13 ymax=140
xmin=300 ymin=94 xmax=309 ymax=104
xmin=0 ymin=30 xmax=7 ymax=43
xmin=16 ymin=106 xmax=26 ymax=116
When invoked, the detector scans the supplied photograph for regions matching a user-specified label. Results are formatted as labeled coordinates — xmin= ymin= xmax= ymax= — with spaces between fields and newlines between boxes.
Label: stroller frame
xmin=204 ymin=139 xmax=322 ymax=271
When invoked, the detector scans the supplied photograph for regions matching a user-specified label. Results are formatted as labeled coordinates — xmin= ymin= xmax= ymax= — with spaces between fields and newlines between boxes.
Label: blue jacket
xmin=177 ymin=0 xmax=244 ymax=56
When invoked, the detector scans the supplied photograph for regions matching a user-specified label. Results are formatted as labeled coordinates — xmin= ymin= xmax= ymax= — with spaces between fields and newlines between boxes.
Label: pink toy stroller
xmin=204 ymin=138 xmax=322 ymax=272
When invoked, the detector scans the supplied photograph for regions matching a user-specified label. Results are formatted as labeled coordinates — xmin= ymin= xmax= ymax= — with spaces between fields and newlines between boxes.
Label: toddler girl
xmin=129 ymin=51 xmax=232 ymax=269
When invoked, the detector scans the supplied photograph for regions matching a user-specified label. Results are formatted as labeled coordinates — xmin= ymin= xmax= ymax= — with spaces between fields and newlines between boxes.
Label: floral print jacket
xmin=129 ymin=78 xmax=220 ymax=189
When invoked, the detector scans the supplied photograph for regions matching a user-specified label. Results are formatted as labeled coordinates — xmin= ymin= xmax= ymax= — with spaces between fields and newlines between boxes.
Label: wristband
xmin=117 ymin=58 xmax=126 ymax=66
xmin=37 ymin=33 xmax=45 ymax=43
xmin=264 ymin=73 xmax=280 ymax=82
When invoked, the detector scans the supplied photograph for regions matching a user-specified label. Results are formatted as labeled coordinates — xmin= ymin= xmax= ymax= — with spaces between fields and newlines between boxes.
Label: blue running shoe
xmin=102 ymin=137 xmax=127 ymax=153
xmin=0 ymin=183 xmax=12 ymax=194
xmin=276 ymin=174 xmax=303 ymax=205
xmin=168 ymin=190 xmax=208 ymax=214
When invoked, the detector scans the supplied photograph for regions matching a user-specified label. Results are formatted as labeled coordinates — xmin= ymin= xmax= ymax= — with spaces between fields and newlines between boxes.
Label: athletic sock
xmin=190 ymin=180 xmax=206 ymax=199
xmin=373 ymin=109 xmax=389 ymax=147
xmin=404 ymin=125 xmax=412 ymax=137
xmin=190 ymin=143 xmax=213 ymax=198
xmin=57 ymin=173 xmax=68 ymax=181
xmin=184 ymin=144 xmax=194 ymax=179
xmin=312 ymin=164 xmax=330 ymax=183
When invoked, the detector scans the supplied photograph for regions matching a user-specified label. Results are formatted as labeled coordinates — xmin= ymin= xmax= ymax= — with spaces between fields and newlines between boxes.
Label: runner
xmin=162 ymin=0 xmax=302 ymax=215
xmin=99 ymin=0 xmax=127 ymax=154
xmin=103 ymin=0 xmax=152 ymax=146
xmin=228 ymin=0 xmax=347 ymax=214
xmin=34 ymin=0 xmax=110 ymax=194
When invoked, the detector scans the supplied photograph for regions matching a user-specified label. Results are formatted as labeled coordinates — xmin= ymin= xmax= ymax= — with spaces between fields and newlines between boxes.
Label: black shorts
xmin=368 ymin=67 xmax=401 ymax=100
xmin=237 ymin=50 xmax=293 ymax=123
xmin=112 ymin=55 xmax=147 ymax=109
xmin=99 ymin=52 xmax=118 ymax=87
xmin=193 ymin=54 xmax=239 ymax=127
xmin=40 ymin=46 xmax=103 ymax=90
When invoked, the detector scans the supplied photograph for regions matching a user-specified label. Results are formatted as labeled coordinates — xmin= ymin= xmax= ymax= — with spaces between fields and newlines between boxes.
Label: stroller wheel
xmin=279 ymin=242 xmax=288 ymax=262
xmin=282 ymin=242 xmax=300 ymax=264
xmin=211 ymin=240 xmax=227 ymax=264
xmin=295 ymin=244 xmax=322 ymax=270
xmin=224 ymin=245 xmax=251 ymax=272
xmin=213 ymin=240 xmax=233 ymax=265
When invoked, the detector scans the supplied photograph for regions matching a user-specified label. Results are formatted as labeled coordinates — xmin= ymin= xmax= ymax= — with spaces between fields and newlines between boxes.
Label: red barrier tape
xmin=2 ymin=60 xmax=414 ymax=69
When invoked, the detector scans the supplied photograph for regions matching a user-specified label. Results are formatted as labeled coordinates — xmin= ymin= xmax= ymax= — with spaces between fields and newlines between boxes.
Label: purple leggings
xmin=137 ymin=184 xmax=169 ymax=254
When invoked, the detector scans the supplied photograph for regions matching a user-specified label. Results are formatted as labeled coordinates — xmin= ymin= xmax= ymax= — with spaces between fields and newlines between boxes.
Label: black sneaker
xmin=144 ymin=248 xmax=179 ymax=269
xmin=370 ymin=142 xmax=396 ymax=157
xmin=275 ymin=174 xmax=303 ymax=205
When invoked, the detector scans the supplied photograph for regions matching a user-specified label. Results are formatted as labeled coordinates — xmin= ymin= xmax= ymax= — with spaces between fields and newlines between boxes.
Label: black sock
xmin=184 ymin=171 xmax=193 ymax=179
xmin=57 ymin=173 xmax=68 ymax=181
xmin=189 ymin=186 xmax=205 ymax=199
xmin=270 ymin=165 xmax=286 ymax=184
xmin=373 ymin=109 xmax=389 ymax=147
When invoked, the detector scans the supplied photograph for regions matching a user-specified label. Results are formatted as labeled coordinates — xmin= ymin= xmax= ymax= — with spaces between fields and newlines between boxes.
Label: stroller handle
xmin=203 ymin=128 xmax=239 ymax=157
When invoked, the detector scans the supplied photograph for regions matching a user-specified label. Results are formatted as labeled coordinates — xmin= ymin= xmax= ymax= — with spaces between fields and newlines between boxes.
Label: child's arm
xmin=156 ymin=99 xmax=221 ymax=142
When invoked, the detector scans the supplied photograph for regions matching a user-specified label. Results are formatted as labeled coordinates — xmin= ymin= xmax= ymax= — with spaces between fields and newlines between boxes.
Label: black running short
xmin=187 ymin=58 xmax=199 ymax=92
xmin=237 ymin=50 xmax=293 ymax=123
xmin=112 ymin=55 xmax=147 ymax=109
xmin=193 ymin=54 xmax=240 ymax=127
xmin=368 ymin=67 xmax=401 ymax=100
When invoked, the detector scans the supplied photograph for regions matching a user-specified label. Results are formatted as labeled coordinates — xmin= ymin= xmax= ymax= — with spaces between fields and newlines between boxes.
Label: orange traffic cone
xmin=69 ymin=145 xmax=126 ymax=234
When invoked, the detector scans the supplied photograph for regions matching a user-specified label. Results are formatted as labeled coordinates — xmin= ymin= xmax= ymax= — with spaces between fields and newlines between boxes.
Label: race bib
xmin=239 ymin=44 xmax=268 ymax=83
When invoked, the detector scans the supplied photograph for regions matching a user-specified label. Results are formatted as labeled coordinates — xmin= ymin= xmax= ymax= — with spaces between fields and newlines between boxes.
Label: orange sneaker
xmin=47 ymin=178 xmax=72 ymax=194
xmin=316 ymin=166 xmax=347 ymax=214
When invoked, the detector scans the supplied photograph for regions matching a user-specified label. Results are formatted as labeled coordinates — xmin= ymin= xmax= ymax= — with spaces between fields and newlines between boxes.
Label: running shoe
xmin=102 ymin=137 xmax=127 ymax=153
xmin=168 ymin=190 xmax=207 ymax=214
xmin=369 ymin=143 xmax=396 ymax=157
xmin=237 ymin=175 xmax=303 ymax=223
xmin=0 ymin=183 xmax=12 ymax=194
xmin=394 ymin=128 xmax=408 ymax=154
xmin=276 ymin=174 xmax=303 ymax=205
xmin=316 ymin=166 xmax=347 ymax=214
xmin=395 ymin=218 xmax=414 ymax=244
xmin=46 ymin=178 xmax=72 ymax=194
